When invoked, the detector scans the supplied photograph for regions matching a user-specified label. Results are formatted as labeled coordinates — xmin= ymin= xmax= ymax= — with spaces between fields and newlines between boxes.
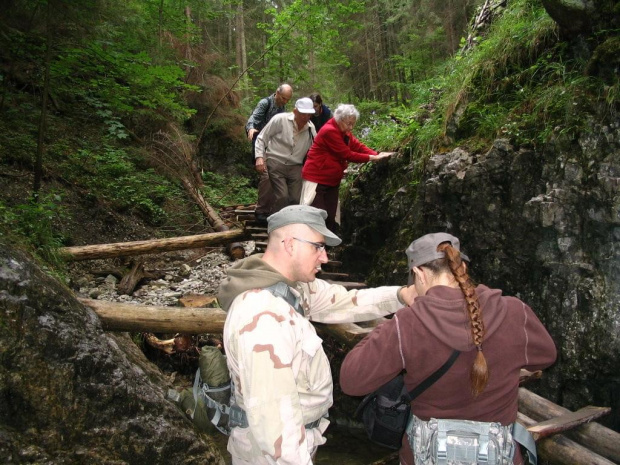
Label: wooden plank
xmin=519 ymin=387 xmax=620 ymax=463
xmin=317 ymin=271 xmax=353 ymax=280
xmin=325 ymin=280 xmax=367 ymax=290
xmin=527 ymin=406 xmax=611 ymax=441
xmin=517 ymin=412 xmax=616 ymax=465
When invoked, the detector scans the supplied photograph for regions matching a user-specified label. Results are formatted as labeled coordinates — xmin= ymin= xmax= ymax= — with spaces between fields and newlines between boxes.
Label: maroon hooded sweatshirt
xmin=340 ymin=284 xmax=557 ymax=465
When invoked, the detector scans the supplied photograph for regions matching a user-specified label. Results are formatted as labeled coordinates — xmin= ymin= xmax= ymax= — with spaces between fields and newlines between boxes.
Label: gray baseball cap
xmin=267 ymin=205 xmax=342 ymax=246
xmin=405 ymin=232 xmax=470 ymax=270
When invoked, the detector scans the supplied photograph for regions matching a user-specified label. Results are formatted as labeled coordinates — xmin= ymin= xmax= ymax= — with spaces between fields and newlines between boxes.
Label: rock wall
xmin=0 ymin=245 xmax=225 ymax=464
xmin=341 ymin=120 xmax=620 ymax=431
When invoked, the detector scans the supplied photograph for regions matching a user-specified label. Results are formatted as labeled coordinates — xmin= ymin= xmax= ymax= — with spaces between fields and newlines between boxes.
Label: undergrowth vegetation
xmin=356 ymin=0 xmax=618 ymax=165
xmin=0 ymin=193 xmax=67 ymax=266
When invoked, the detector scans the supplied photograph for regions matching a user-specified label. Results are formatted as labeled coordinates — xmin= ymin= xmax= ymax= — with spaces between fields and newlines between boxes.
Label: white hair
xmin=333 ymin=104 xmax=360 ymax=122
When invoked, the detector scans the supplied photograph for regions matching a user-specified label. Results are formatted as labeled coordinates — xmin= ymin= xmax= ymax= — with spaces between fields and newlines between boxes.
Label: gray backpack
xmin=406 ymin=414 xmax=537 ymax=465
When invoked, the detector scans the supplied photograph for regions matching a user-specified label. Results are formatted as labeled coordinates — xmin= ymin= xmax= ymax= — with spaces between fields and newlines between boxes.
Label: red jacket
xmin=301 ymin=118 xmax=377 ymax=186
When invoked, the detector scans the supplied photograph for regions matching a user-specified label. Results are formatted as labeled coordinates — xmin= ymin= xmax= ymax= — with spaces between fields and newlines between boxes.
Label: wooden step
xmin=316 ymin=271 xmax=351 ymax=280
xmin=321 ymin=261 xmax=342 ymax=273
xmin=244 ymin=219 xmax=267 ymax=227
xmin=246 ymin=226 xmax=268 ymax=234
xmin=253 ymin=241 xmax=267 ymax=253
xmin=325 ymin=280 xmax=367 ymax=290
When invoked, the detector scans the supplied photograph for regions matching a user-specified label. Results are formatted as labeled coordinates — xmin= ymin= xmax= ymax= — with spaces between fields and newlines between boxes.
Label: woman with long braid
xmin=340 ymin=233 xmax=556 ymax=465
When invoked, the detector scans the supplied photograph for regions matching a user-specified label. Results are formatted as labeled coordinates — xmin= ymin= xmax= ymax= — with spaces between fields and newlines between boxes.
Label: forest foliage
xmin=0 ymin=0 xmax=618 ymax=265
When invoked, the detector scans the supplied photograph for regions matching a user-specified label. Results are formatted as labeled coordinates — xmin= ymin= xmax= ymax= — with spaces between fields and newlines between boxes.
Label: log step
xmin=246 ymin=226 xmax=268 ymax=233
xmin=317 ymin=271 xmax=352 ymax=280
xmin=325 ymin=280 xmax=367 ymax=290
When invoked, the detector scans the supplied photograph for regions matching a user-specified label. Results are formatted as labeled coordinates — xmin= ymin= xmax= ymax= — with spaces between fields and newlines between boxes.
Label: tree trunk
xmin=158 ymin=0 xmax=164 ymax=48
xmin=365 ymin=28 xmax=375 ymax=100
xmin=60 ymin=228 xmax=246 ymax=261
xmin=34 ymin=0 xmax=53 ymax=195
xmin=235 ymin=1 xmax=248 ymax=94
xmin=179 ymin=176 xmax=246 ymax=259
xmin=185 ymin=5 xmax=192 ymax=64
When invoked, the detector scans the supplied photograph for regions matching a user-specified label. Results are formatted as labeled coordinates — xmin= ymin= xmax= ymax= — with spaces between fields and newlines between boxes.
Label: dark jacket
xmin=245 ymin=94 xmax=284 ymax=135
xmin=310 ymin=104 xmax=332 ymax=133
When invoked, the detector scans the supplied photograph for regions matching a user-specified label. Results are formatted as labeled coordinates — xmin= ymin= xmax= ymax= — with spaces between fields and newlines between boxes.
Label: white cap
xmin=295 ymin=97 xmax=315 ymax=114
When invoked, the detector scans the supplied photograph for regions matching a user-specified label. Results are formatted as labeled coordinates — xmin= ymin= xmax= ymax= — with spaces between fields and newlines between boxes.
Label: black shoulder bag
xmin=354 ymin=349 xmax=460 ymax=450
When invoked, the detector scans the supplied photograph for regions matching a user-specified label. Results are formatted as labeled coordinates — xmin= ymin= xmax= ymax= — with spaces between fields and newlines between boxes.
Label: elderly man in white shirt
xmin=255 ymin=97 xmax=317 ymax=213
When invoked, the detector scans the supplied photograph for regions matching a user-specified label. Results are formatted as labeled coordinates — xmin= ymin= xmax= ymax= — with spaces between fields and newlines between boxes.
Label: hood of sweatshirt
xmin=217 ymin=254 xmax=297 ymax=312
xmin=412 ymin=284 xmax=507 ymax=351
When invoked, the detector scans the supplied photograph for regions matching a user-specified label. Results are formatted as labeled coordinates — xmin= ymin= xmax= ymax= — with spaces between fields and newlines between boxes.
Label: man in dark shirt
xmin=246 ymin=84 xmax=293 ymax=222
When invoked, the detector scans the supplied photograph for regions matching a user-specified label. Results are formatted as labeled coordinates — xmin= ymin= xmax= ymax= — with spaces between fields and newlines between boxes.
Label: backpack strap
xmin=264 ymin=281 xmax=303 ymax=315
xmin=403 ymin=349 xmax=460 ymax=403
xmin=513 ymin=421 xmax=537 ymax=465
xmin=191 ymin=367 xmax=232 ymax=435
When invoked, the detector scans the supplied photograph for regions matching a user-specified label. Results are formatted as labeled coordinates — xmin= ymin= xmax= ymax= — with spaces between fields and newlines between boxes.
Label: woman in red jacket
xmin=300 ymin=104 xmax=394 ymax=232
xmin=340 ymin=232 xmax=557 ymax=465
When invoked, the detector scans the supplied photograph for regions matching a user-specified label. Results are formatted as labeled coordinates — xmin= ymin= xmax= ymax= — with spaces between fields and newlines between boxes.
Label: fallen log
xmin=150 ymin=128 xmax=246 ymax=260
xmin=81 ymin=298 xmax=372 ymax=348
xmin=314 ymin=322 xmax=375 ymax=348
xmin=519 ymin=387 xmax=620 ymax=463
xmin=60 ymin=228 xmax=247 ymax=261
xmin=118 ymin=260 xmax=163 ymax=295
xmin=80 ymin=298 xmax=227 ymax=334
xmin=517 ymin=411 xmax=616 ymax=465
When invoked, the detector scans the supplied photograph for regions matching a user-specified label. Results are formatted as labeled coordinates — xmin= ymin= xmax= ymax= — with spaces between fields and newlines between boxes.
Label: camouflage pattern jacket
xmin=218 ymin=255 xmax=404 ymax=464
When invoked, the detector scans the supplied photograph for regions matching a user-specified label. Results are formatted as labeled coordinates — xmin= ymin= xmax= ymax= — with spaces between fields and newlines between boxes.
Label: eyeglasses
xmin=290 ymin=237 xmax=326 ymax=252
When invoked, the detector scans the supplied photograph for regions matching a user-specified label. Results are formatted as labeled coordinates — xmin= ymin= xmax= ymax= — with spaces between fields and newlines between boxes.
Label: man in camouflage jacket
xmin=217 ymin=205 xmax=417 ymax=464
